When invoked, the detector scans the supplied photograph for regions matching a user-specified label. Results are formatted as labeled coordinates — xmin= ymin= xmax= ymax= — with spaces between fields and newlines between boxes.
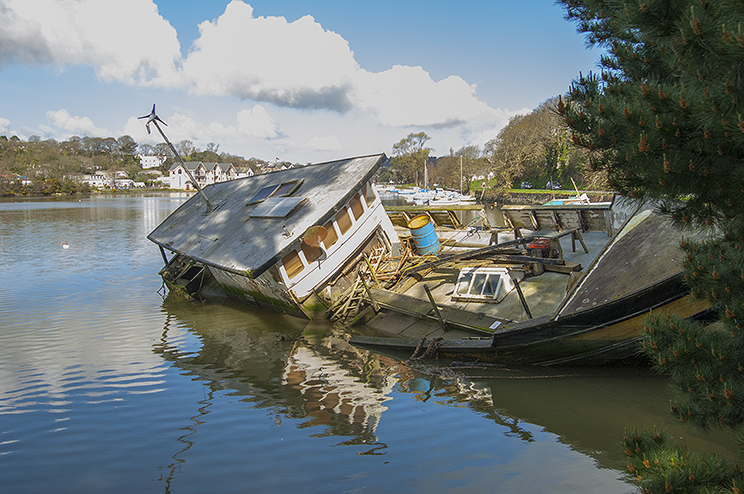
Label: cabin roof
xmin=149 ymin=153 xmax=386 ymax=278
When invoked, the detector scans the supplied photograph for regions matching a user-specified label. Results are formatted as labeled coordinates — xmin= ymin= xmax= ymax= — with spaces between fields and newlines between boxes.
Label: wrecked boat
xmin=149 ymin=154 xmax=400 ymax=319
xmin=147 ymin=141 xmax=708 ymax=365
xmin=350 ymin=197 xmax=711 ymax=365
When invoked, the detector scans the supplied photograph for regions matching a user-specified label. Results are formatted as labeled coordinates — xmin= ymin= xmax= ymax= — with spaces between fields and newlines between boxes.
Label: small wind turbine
xmin=139 ymin=105 xmax=214 ymax=213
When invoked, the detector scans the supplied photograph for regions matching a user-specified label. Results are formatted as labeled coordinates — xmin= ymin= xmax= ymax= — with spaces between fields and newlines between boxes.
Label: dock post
xmin=423 ymin=284 xmax=447 ymax=331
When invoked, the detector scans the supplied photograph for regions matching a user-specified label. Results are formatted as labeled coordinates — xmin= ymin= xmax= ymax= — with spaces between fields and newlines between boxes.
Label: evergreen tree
xmin=559 ymin=1 xmax=744 ymax=492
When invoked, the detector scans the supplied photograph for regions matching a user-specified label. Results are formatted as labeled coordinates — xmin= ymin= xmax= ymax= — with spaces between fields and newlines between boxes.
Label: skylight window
xmin=247 ymin=179 xmax=303 ymax=205
xmin=250 ymin=197 xmax=306 ymax=218
xmin=274 ymin=179 xmax=302 ymax=197
xmin=247 ymin=185 xmax=278 ymax=205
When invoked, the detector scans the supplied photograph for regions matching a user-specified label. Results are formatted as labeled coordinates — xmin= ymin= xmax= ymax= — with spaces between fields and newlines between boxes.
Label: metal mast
xmin=139 ymin=105 xmax=214 ymax=213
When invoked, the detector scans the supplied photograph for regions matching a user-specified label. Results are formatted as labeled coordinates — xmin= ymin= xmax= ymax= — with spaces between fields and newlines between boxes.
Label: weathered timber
xmin=369 ymin=287 xmax=508 ymax=334
xmin=384 ymin=204 xmax=485 ymax=212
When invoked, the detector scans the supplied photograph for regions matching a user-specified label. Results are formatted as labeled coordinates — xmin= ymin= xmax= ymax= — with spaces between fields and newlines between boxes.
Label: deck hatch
xmin=452 ymin=267 xmax=515 ymax=303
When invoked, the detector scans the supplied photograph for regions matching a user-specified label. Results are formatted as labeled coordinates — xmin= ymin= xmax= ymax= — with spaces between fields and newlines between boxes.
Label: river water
xmin=0 ymin=194 xmax=735 ymax=493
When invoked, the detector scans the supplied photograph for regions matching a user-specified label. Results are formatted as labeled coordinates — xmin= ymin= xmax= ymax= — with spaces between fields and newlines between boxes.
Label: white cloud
xmin=46 ymin=109 xmax=109 ymax=136
xmin=236 ymin=106 xmax=280 ymax=138
xmin=178 ymin=2 xmax=505 ymax=131
xmin=352 ymin=66 xmax=492 ymax=128
xmin=123 ymin=105 xmax=282 ymax=154
xmin=1 ymin=0 xmax=520 ymax=157
xmin=0 ymin=0 xmax=182 ymax=85
xmin=181 ymin=1 xmax=357 ymax=111
xmin=0 ymin=116 xmax=10 ymax=134
xmin=305 ymin=135 xmax=342 ymax=151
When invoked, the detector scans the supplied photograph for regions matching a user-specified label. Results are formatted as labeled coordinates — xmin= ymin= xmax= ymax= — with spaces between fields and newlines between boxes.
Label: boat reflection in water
xmin=155 ymin=297 xmax=402 ymax=456
xmin=155 ymin=295 xmax=737 ymax=484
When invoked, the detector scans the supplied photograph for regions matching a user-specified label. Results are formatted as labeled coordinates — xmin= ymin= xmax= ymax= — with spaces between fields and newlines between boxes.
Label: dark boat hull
xmin=351 ymin=277 xmax=710 ymax=366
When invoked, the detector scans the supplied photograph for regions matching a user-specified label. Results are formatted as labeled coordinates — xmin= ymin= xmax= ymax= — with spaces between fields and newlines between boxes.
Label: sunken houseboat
xmin=149 ymin=154 xmax=400 ymax=319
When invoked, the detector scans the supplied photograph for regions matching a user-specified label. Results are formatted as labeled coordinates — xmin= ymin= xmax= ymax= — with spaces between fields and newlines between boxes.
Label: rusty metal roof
xmin=148 ymin=154 xmax=386 ymax=278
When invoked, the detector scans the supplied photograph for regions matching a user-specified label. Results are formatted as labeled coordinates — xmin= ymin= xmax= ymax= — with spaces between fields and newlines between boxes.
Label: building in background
xmin=139 ymin=155 xmax=166 ymax=169
xmin=168 ymin=162 xmax=254 ymax=190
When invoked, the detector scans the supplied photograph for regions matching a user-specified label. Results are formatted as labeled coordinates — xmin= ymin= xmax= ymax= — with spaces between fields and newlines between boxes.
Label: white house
xmin=168 ymin=162 xmax=239 ymax=190
xmin=82 ymin=173 xmax=114 ymax=188
xmin=139 ymin=155 xmax=166 ymax=169
xmin=235 ymin=166 xmax=255 ymax=179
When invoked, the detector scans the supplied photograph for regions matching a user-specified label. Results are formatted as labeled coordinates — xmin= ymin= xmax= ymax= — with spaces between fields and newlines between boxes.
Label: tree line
xmin=0 ymin=134 xmax=263 ymax=196
xmin=1 ymin=95 xmax=613 ymax=198
xmin=385 ymin=97 xmax=610 ymax=193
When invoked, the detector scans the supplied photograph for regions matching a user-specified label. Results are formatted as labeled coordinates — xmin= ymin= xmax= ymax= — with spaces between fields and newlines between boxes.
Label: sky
xmin=0 ymin=0 xmax=601 ymax=163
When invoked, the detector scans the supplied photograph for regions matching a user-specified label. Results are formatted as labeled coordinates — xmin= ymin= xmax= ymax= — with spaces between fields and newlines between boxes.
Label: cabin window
xmin=323 ymin=220 xmax=338 ymax=249
xmin=282 ymin=250 xmax=304 ymax=280
xmin=363 ymin=182 xmax=376 ymax=207
xmin=336 ymin=208 xmax=352 ymax=235
xmin=350 ymin=193 xmax=364 ymax=220
xmin=301 ymin=241 xmax=323 ymax=264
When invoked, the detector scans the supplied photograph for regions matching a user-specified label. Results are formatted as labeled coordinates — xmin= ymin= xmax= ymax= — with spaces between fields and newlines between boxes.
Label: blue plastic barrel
xmin=407 ymin=215 xmax=441 ymax=256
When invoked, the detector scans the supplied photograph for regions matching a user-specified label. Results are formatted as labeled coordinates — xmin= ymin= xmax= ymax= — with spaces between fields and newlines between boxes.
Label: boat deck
xmin=363 ymin=228 xmax=613 ymax=341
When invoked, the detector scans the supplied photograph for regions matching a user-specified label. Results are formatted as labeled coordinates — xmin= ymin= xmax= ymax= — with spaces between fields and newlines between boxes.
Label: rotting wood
xmin=409 ymin=337 xmax=444 ymax=360
xmin=369 ymin=287 xmax=505 ymax=334
xmin=359 ymin=270 xmax=379 ymax=313
xmin=409 ymin=337 xmax=427 ymax=360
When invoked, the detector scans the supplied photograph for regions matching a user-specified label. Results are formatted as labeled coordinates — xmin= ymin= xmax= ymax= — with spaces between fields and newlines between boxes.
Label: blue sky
xmin=0 ymin=0 xmax=600 ymax=163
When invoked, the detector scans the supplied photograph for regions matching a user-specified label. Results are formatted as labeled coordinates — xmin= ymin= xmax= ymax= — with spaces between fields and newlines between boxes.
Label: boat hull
xmin=351 ymin=277 xmax=710 ymax=366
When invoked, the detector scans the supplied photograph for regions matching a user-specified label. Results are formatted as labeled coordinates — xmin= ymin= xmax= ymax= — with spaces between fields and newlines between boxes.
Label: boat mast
xmin=423 ymin=157 xmax=427 ymax=191
xmin=139 ymin=105 xmax=214 ymax=213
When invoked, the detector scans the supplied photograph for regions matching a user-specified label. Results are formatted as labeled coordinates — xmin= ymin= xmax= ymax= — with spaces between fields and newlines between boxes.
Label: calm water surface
xmin=0 ymin=194 xmax=735 ymax=493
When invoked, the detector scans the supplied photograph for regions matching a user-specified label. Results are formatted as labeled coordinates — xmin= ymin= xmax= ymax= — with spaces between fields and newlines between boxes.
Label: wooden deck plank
xmin=369 ymin=287 xmax=501 ymax=335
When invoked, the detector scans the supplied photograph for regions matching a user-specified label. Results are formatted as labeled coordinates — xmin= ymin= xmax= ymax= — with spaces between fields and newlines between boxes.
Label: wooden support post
xmin=551 ymin=211 xmax=561 ymax=231
xmin=551 ymin=238 xmax=563 ymax=259
xmin=489 ymin=229 xmax=499 ymax=246
xmin=364 ymin=255 xmax=380 ymax=286
xmin=159 ymin=245 xmax=169 ymax=266
xmin=572 ymin=230 xmax=589 ymax=253
xmin=423 ymin=284 xmax=447 ymax=331
xmin=512 ymin=278 xmax=533 ymax=319
xmin=359 ymin=271 xmax=379 ymax=313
